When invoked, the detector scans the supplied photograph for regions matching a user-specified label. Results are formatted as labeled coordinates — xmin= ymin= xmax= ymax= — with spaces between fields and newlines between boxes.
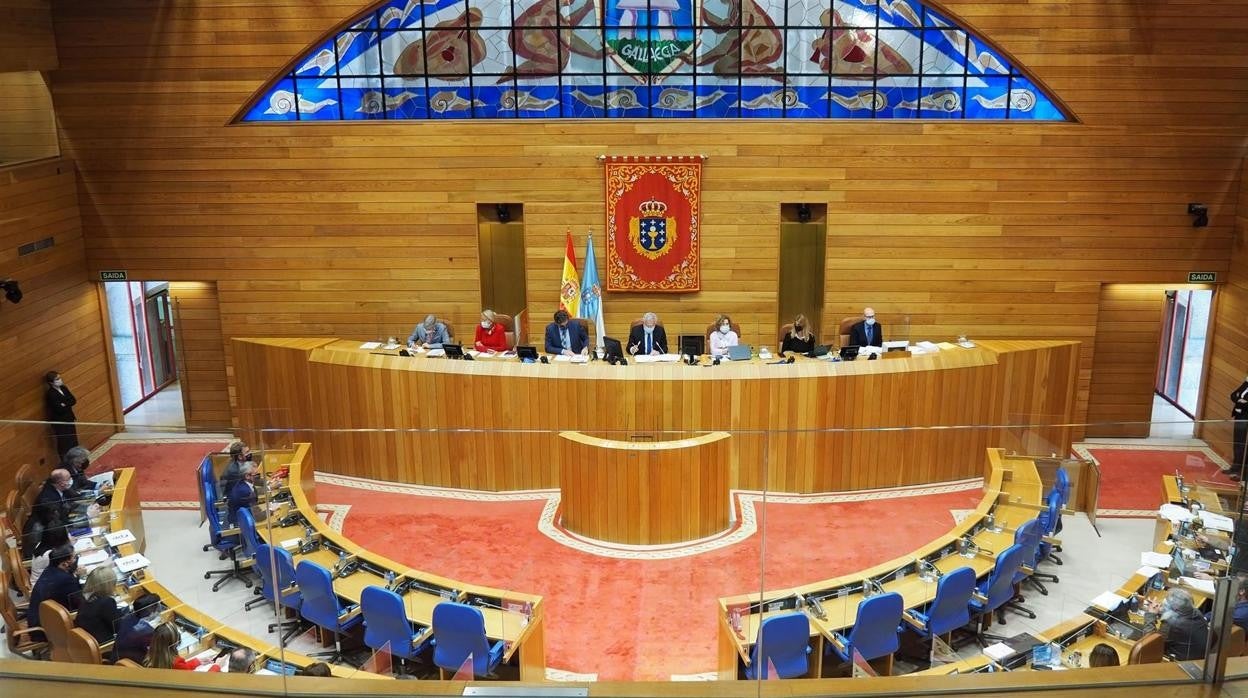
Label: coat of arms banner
xmin=604 ymin=155 xmax=702 ymax=292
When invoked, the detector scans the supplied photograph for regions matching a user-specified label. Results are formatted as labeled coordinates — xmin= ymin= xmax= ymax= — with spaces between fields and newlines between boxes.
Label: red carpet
xmin=90 ymin=440 xmax=228 ymax=504
xmin=1083 ymin=445 xmax=1234 ymax=513
xmin=318 ymin=481 xmax=980 ymax=680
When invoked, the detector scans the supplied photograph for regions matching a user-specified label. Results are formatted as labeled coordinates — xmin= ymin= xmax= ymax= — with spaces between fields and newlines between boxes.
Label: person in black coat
xmin=27 ymin=544 xmax=82 ymax=640
xmin=847 ymin=307 xmax=884 ymax=348
xmin=114 ymin=592 xmax=162 ymax=663
xmin=627 ymin=312 xmax=669 ymax=356
xmin=1230 ymin=375 xmax=1248 ymax=480
xmin=1145 ymin=588 xmax=1209 ymax=660
xmin=33 ymin=469 xmax=83 ymax=532
xmin=45 ymin=370 xmax=79 ymax=458
xmin=76 ymin=567 xmax=124 ymax=645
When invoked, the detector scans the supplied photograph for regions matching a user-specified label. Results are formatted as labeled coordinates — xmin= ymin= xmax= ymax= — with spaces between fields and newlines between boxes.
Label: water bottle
xmin=385 ymin=570 xmax=396 ymax=589
xmin=337 ymin=551 xmax=347 ymax=575
xmin=986 ymin=511 xmax=996 ymax=531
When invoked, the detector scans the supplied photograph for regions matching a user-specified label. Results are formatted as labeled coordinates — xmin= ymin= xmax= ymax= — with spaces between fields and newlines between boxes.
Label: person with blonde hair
xmin=146 ymin=622 xmax=221 ymax=671
xmin=474 ymin=309 xmax=509 ymax=353
xmin=781 ymin=313 xmax=815 ymax=355
xmin=75 ymin=566 xmax=123 ymax=644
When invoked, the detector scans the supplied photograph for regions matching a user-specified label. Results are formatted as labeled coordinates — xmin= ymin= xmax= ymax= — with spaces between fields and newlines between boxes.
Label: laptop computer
xmin=806 ymin=344 xmax=830 ymax=358
xmin=727 ymin=344 xmax=751 ymax=361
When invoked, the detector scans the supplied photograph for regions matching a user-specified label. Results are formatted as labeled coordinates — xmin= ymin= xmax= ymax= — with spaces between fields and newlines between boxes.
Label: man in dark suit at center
xmin=27 ymin=544 xmax=82 ymax=640
xmin=847 ymin=307 xmax=884 ymax=348
xmin=627 ymin=312 xmax=668 ymax=356
xmin=33 ymin=468 xmax=85 ymax=534
xmin=544 ymin=309 xmax=589 ymax=356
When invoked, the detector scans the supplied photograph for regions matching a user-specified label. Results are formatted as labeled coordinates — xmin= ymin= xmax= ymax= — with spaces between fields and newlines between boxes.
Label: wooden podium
xmin=558 ymin=431 xmax=732 ymax=545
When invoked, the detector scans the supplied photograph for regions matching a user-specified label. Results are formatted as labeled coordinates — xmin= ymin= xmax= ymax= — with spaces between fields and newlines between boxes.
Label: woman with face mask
xmin=781 ymin=314 xmax=815 ymax=355
xmin=709 ymin=314 xmax=739 ymax=358
xmin=474 ymin=309 xmax=509 ymax=353
xmin=45 ymin=370 xmax=79 ymax=458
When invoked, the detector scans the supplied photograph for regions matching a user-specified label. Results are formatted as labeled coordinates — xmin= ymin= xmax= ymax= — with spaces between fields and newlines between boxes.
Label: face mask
xmin=66 ymin=559 xmax=79 ymax=575
xmin=719 ymin=325 xmax=730 ymax=334
xmin=53 ymin=379 xmax=64 ymax=387
xmin=794 ymin=325 xmax=803 ymax=332
xmin=865 ymin=318 xmax=876 ymax=326
xmin=243 ymin=453 xmax=253 ymax=462
xmin=644 ymin=326 xmax=653 ymax=335
xmin=481 ymin=321 xmax=491 ymax=329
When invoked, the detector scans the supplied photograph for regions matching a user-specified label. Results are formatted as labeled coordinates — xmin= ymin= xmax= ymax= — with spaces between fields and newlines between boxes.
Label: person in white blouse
xmin=709 ymin=314 xmax=739 ymax=357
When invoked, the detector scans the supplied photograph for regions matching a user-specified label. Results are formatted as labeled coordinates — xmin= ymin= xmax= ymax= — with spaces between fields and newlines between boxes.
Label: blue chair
xmin=744 ymin=612 xmax=811 ymax=679
xmin=236 ymin=510 xmax=266 ymax=609
xmin=829 ymin=591 xmax=904 ymax=675
xmin=431 ymin=601 xmax=505 ymax=679
xmin=905 ymin=566 xmax=976 ymax=642
xmin=969 ymin=543 xmax=1026 ymax=645
xmin=198 ymin=466 xmax=251 ymax=592
xmin=249 ymin=544 xmax=305 ymax=642
xmin=296 ymin=560 xmax=363 ymax=665
xmin=1037 ymin=488 xmax=1064 ymax=567
xmin=361 ymin=586 xmax=433 ymax=675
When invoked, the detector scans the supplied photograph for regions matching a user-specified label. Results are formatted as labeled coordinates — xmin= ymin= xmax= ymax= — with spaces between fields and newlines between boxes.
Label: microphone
xmin=712 ymin=356 xmax=721 ymax=366
xmin=540 ymin=355 xmax=549 ymax=364
xmin=463 ymin=354 xmax=474 ymax=361
xmin=919 ymin=558 xmax=942 ymax=582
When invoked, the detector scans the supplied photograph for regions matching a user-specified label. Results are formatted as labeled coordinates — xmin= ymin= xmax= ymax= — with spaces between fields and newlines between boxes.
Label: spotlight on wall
xmin=1 ymin=279 xmax=22 ymax=304
xmin=1188 ymin=203 xmax=1209 ymax=228
xmin=797 ymin=203 xmax=812 ymax=223
xmin=496 ymin=204 xmax=511 ymax=223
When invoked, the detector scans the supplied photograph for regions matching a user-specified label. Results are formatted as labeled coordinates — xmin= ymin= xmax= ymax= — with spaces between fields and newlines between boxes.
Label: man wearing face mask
xmin=45 ymin=370 xmax=79 ymax=458
xmin=848 ymin=307 xmax=884 ymax=348
xmin=709 ymin=314 xmax=739 ymax=358
xmin=544 ymin=309 xmax=590 ymax=357
xmin=1143 ymin=587 xmax=1209 ymax=660
xmin=27 ymin=544 xmax=82 ymax=640
xmin=474 ymin=309 xmax=509 ymax=353
xmin=33 ymin=468 xmax=89 ymax=533
xmin=627 ymin=312 xmax=668 ymax=356
xmin=1229 ymin=374 xmax=1248 ymax=480
xmin=407 ymin=314 xmax=452 ymax=349
xmin=115 ymin=592 xmax=164 ymax=663
xmin=219 ymin=441 xmax=253 ymax=497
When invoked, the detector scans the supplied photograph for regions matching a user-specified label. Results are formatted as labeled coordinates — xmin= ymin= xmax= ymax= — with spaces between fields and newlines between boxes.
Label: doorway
xmin=778 ymin=203 xmax=827 ymax=344
xmin=1152 ymin=289 xmax=1214 ymax=434
xmin=477 ymin=203 xmax=528 ymax=320
xmin=102 ymin=281 xmax=185 ymax=430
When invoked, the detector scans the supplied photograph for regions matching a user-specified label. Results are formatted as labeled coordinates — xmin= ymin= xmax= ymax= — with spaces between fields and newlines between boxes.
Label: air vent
xmin=18 ymin=236 xmax=54 ymax=256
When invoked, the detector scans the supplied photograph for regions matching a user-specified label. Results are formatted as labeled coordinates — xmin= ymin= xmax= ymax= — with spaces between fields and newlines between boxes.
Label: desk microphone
xmin=463 ymin=354 xmax=474 ymax=361
xmin=769 ymin=356 xmax=796 ymax=365
xmin=918 ymin=558 xmax=943 ymax=581
xmin=684 ymin=353 xmax=698 ymax=365
xmin=539 ymin=356 xmax=549 ymax=364
xmin=712 ymin=356 xmax=721 ymax=366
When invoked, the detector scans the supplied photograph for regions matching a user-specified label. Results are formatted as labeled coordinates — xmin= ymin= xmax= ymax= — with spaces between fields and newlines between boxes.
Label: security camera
xmin=1 ymin=279 xmax=21 ymax=304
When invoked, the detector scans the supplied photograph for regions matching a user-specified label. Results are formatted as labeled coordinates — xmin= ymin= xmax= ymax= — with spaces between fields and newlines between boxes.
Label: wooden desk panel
xmin=234 ymin=338 xmax=1080 ymax=493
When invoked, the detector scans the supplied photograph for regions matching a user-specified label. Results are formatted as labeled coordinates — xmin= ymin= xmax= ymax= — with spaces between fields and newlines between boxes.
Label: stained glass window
xmin=238 ymin=0 xmax=1068 ymax=121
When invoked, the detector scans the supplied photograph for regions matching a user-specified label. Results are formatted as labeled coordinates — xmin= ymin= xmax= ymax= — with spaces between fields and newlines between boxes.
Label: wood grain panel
xmin=1201 ymin=158 xmax=1248 ymax=464
xmin=234 ymin=338 xmax=1078 ymax=493
xmin=167 ymin=281 xmax=231 ymax=431
xmin=0 ymin=158 xmax=115 ymax=486
xmin=0 ymin=0 xmax=56 ymax=72
xmin=43 ymin=0 xmax=1248 ymax=435
xmin=1084 ymin=284 xmax=1167 ymax=438
xmin=0 ymin=71 xmax=58 ymax=166
xmin=559 ymin=431 xmax=730 ymax=545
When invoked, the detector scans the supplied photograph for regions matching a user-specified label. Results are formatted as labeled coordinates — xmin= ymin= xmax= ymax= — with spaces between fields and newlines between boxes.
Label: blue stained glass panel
xmin=239 ymin=0 xmax=1068 ymax=122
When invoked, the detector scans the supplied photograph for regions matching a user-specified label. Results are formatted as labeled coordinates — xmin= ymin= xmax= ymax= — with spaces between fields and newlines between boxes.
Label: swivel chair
xmin=361 ymin=585 xmax=433 ymax=676
xmin=431 ymin=601 xmax=505 ymax=679
xmin=744 ymin=611 xmax=811 ymax=680
xmin=296 ymin=560 xmax=362 ymax=665
xmin=828 ymin=591 xmax=905 ymax=676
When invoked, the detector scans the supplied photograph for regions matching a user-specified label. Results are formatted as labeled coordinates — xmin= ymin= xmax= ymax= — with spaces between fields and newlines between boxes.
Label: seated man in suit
xmin=114 ymin=592 xmax=163 ymax=663
xmin=543 ymin=309 xmax=589 ymax=356
xmin=227 ymin=462 xmax=267 ymax=525
xmin=847 ymin=307 xmax=883 ymax=347
xmin=228 ymin=648 xmax=258 ymax=674
xmin=28 ymin=544 xmax=82 ymax=639
xmin=627 ymin=312 xmax=668 ymax=356
xmin=407 ymin=314 xmax=452 ymax=349
xmin=1144 ymin=587 xmax=1209 ymax=660
xmin=33 ymin=468 xmax=88 ymax=534
xmin=219 ymin=440 xmax=253 ymax=498
xmin=61 ymin=446 xmax=108 ymax=493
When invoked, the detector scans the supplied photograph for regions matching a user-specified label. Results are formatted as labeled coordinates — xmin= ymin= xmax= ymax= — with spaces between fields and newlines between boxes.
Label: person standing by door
xmin=1231 ymin=375 xmax=1248 ymax=480
xmin=45 ymin=370 xmax=79 ymax=458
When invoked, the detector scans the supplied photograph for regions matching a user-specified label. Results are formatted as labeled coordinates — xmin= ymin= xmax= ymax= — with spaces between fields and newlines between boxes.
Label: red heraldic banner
xmin=604 ymin=156 xmax=702 ymax=292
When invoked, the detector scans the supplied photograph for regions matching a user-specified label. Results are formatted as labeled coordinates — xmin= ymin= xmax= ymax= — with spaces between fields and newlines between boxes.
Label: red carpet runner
xmin=90 ymin=440 xmax=228 ymax=505
xmin=1078 ymin=444 xmax=1234 ymax=515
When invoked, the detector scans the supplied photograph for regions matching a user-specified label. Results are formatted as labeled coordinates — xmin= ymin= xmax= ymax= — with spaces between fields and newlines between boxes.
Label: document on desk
xmin=425 ymin=348 xmax=446 ymax=357
xmin=982 ymin=642 xmax=1014 ymax=661
xmin=104 ymin=529 xmax=136 ymax=547
xmin=1180 ymin=576 xmax=1217 ymax=595
xmin=73 ymin=537 xmax=98 ymax=553
xmin=89 ymin=471 xmax=115 ymax=488
xmin=114 ymin=553 xmax=151 ymax=573
xmin=1136 ymin=565 xmax=1163 ymax=579
xmin=1141 ymin=551 xmax=1173 ymax=568
xmin=1089 ymin=591 xmax=1127 ymax=611
xmin=1158 ymin=503 xmax=1194 ymax=524
xmin=359 ymin=342 xmax=382 ymax=350
xmin=1200 ymin=510 xmax=1235 ymax=533
xmin=78 ymin=549 xmax=110 ymax=567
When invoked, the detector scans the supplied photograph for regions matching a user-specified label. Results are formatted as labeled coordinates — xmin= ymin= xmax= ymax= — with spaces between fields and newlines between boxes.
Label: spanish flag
xmin=558 ymin=231 xmax=581 ymax=318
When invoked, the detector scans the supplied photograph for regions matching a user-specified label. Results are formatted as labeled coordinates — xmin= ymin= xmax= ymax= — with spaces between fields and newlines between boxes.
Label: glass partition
xmin=2 ymin=414 xmax=1246 ymax=696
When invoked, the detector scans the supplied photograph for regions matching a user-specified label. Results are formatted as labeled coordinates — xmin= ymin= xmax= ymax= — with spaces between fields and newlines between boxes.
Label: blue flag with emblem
xmin=580 ymin=234 xmax=605 ymax=347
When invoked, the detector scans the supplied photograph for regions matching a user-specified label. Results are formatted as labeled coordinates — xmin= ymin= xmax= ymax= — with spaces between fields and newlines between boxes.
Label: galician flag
xmin=558 ymin=231 xmax=581 ymax=318
xmin=580 ymin=233 xmax=605 ymax=346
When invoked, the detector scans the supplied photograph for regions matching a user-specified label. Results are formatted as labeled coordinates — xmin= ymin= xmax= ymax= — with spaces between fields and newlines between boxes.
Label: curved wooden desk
xmin=234 ymin=338 xmax=1079 ymax=493
xmin=558 ymin=431 xmax=731 ymax=545
xmin=256 ymin=444 xmax=547 ymax=681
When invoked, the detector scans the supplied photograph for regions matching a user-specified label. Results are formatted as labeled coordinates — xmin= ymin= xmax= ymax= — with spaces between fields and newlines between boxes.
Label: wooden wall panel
xmin=45 ymin=0 xmax=1248 ymax=435
xmin=0 ymin=158 xmax=115 ymax=486
xmin=1084 ymin=285 xmax=1167 ymax=437
xmin=0 ymin=71 xmax=58 ymax=166
xmin=0 ymin=0 xmax=56 ymax=72
xmin=168 ymin=281 xmax=231 ymax=431
xmin=1201 ymin=159 xmax=1248 ymax=465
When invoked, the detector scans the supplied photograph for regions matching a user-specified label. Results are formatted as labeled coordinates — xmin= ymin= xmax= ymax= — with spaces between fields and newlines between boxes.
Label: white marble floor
xmin=123 ymin=382 xmax=187 ymax=434
xmin=1151 ymin=394 xmax=1195 ymax=440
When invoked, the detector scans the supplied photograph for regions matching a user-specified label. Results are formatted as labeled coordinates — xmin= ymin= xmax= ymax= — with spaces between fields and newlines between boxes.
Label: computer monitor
xmin=839 ymin=346 xmax=860 ymax=361
xmin=679 ymin=334 xmax=705 ymax=357
xmin=602 ymin=336 xmax=625 ymax=361
xmin=517 ymin=345 xmax=538 ymax=362
xmin=443 ymin=343 xmax=465 ymax=359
